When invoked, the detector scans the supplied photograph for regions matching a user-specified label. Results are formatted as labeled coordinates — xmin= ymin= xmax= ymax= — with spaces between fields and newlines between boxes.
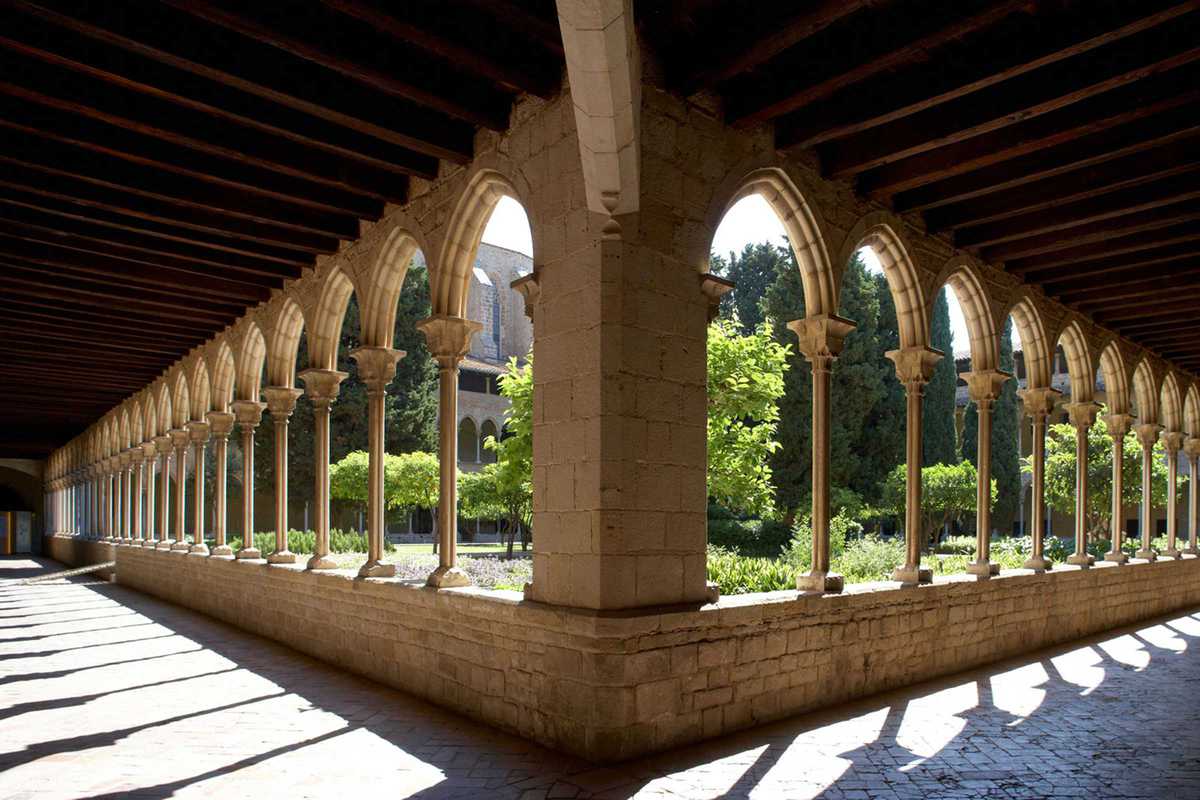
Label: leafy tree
xmin=863 ymin=271 xmax=908 ymax=503
xmin=924 ymin=288 xmax=958 ymax=466
xmin=329 ymin=450 xmax=371 ymax=511
xmin=1033 ymin=411 xmax=1182 ymax=537
xmin=706 ymin=318 xmax=789 ymax=517
xmin=882 ymin=460 xmax=995 ymax=549
xmin=484 ymin=353 xmax=534 ymax=555
xmin=714 ymin=242 xmax=789 ymax=333
xmin=387 ymin=450 xmax=441 ymax=551
xmin=460 ymin=463 xmax=529 ymax=558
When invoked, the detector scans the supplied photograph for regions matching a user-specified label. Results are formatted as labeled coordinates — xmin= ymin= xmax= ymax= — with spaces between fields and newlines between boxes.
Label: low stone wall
xmin=44 ymin=535 xmax=116 ymax=580
xmin=55 ymin=539 xmax=1199 ymax=762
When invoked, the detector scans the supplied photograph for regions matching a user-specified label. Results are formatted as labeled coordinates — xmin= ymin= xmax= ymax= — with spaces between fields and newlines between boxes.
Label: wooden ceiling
xmin=0 ymin=0 xmax=562 ymax=457
xmin=640 ymin=0 xmax=1200 ymax=367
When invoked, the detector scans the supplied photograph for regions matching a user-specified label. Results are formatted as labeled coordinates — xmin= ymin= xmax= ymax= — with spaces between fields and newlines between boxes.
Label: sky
xmin=480 ymin=196 xmax=533 ymax=256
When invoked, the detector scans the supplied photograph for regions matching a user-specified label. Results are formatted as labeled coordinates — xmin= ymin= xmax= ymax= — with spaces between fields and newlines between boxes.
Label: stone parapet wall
xmin=45 ymin=535 xmax=116 ymax=580
xmin=103 ymin=543 xmax=1200 ymax=762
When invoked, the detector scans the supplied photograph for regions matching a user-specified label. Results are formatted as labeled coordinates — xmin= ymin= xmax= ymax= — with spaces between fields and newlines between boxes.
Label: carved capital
xmin=1018 ymin=386 xmax=1061 ymax=420
xmin=154 ymin=435 xmax=174 ymax=457
xmin=416 ymin=315 xmax=481 ymax=369
xmin=186 ymin=421 xmax=211 ymax=444
xmin=1161 ymin=430 xmax=1185 ymax=455
xmin=699 ymin=273 xmax=735 ymax=323
xmin=962 ymin=369 xmax=1012 ymax=406
xmin=230 ymin=400 xmax=266 ymax=431
xmin=886 ymin=346 xmax=943 ymax=388
xmin=349 ymin=346 xmax=405 ymax=393
xmin=141 ymin=441 xmax=158 ymax=461
xmin=787 ymin=314 xmax=856 ymax=368
xmin=511 ymin=273 xmax=541 ymax=321
xmin=126 ymin=447 xmax=144 ymax=465
xmin=1066 ymin=401 xmax=1101 ymax=431
xmin=1103 ymin=412 xmax=1134 ymax=439
xmin=168 ymin=428 xmax=191 ymax=453
xmin=298 ymin=368 xmax=348 ymax=406
xmin=206 ymin=411 xmax=236 ymax=439
xmin=1133 ymin=422 xmax=1163 ymax=449
xmin=1184 ymin=436 xmax=1200 ymax=461
xmin=262 ymin=386 xmax=304 ymax=420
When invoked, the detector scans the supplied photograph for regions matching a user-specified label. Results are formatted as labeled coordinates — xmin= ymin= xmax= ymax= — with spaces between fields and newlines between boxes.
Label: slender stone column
xmin=1065 ymin=402 xmax=1100 ymax=567
xmin=417 ymin=316 xmax=482 ymax=588
xmin=1133 ymin=423 xmax=1163 ymax=561
xmin=789 ymin=314 xmax=856 ymax=593
xmin=261 ymin=387 xmax=304 ymax=564
xmin=231 ymin=400 xmax=266 ymax=559
xmin=100 ymin=462 xmax=111 ymax=541
xmin=169 ymin=429 xmax=191 ymax=552
xmin=121 ymin=452 xmax=134 ymax=543
xmin=1161 ymin=431 xmax=1184 ymax=558
xmin=207 ymin=412 xmax=236 ymax=558
xmin=963 ymin=370 xmax=1011 ymax=577
xmin=154 ymin=435 xmax=174 ymax=550
xmin=141 ymin=441 xmax=158 ymax=546
xmin=349 ymin=347 xmax=405 ymax=578
xmin=298 ymin=369 xmax=348 ymax=570
xmin=1019 ymin=387 xmax=1060 ymax=571
xmin=1185 ymin=438 xmax=1200 ymax=556
xmin=130 ymin=450 xmax=144 ymax=544
xmin=187 ymin=421 xmax=211 ymax=555
xmin=1102 ymin=413 xmax=1132 ymax=564
xmin=886 ymin=346 xmax=943 ymax=586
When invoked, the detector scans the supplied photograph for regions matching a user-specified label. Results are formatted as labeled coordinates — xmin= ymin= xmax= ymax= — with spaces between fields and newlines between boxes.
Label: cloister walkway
xmin=1 ymin=557 xmax=1198 ymax=800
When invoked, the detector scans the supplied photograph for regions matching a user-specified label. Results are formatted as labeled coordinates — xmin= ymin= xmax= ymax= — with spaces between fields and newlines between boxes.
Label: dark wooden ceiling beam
xmin=1061 ymin=271 xmax=1200 ymax=307
xmin=0 ymin=296 xmax=211 ymax=337
xmin=0 ymin=338 xmax=170 ymax=369
xmin=1005 ymin=223 xmax=1200 ymax=274
xmin=1108 ymin=313 xmax=1200 ymax=334
xmin=1095 ymin=295 xmax=1200 ymax=322
xmin=0 ymin=315 xmax=199 ymax=350
xmin=980 ymin=198 xmax=1200 ymax=262
xmin=817 ymin=16 xmax=1200 ymax=178
xmin=0 ymin=320 xmax=189 ymax=355
xmin=1005 ymin=241 xmax=1200 ymax=284
xmin=0 ymin=276 xmax=238 ymax=325
xmin=0 ymin=353 xmax=162 ymax=381
xmin=6 ymin=0 xmax=477 ymax=163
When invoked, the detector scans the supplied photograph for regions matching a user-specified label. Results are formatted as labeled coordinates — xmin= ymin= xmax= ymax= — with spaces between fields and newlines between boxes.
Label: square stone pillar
xmin=1185 ymin=437 xmax=1200 ymax=556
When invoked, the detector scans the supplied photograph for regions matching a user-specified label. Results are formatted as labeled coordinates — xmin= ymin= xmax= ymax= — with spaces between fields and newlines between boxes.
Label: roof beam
xmin=0 ymin=276 xmax=238 ymax=325
xmin=1095 ymin=295 xmax=1200 ymax=323
xmin=0 ymin=297 xmax=211 ymax=338
xmin=1005 ymin=223 xmax=1200 ymax=274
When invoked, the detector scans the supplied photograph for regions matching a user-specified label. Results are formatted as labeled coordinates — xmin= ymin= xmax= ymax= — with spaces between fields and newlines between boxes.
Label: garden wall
xmin=48 ymin=537 xmax=1200 ymax=762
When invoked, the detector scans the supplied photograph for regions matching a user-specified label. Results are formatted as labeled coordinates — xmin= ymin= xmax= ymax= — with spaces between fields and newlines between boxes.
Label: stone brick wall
xmin=45 ymin=535 xmax=115 ymax=580
xmin=97 ymin=542 xmax=1200 ymax=762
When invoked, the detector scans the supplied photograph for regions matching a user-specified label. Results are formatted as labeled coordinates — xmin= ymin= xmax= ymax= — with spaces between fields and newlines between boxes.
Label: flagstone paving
xmin=2 ymin=556 xmax=1198 ymax=799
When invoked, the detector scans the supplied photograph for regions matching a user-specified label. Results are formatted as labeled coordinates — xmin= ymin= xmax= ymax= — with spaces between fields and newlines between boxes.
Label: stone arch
xmin=361 ymin=222 xmax=430 ymax=349
xmin=264 ymin=297 xmax=306 ymax=388
xmin=1132 ymin=357 xmax=1160 ymax=423
xmin=457 ymin=417 xmax=478 ymax=463
xmin=436 ymin=167 xmax=528 ymax=318
xmin=129 ymin=397 xmax=143 ymax=446
xmin=118 ymin=408 xmax=131 ymax=452
xmin=1161 ymin=370 xmax=1184 ymax=432
xmin=170 ymin=369 xmax=190 ymax=429
xmin=207 ymin=339 xmax=236 ymax=412
xmin=233 ymin=321 xmax=267 ymax=402
xmin=1184 ymin=382 xmax=1200 ymax=436
xmin=189 ymin=357 xmax=212 ymax=422
xmin=479 ymin=419 xmax=499 ymax=464
xmin=705 ymin=166 xmax=837 ymax=317
xmin=142 ymin=389 xmax=158 ymax=443
xmin=155 ymin=381 xmax=172 ymax=436
xmin=308 ymin=266 xmax=357 ymax=370
xmin=839 ymin=212 xmax=928 ymax=349
xmin=1098 ymin=342 xmax=1131 ymax=415
xmin=1002 ymin=293 xmax=1052 ymax=389
xmin=1056 ymin=320 xmax=1095 ymax=403
xmin=933 ymin=256 xmax=999 ymax=371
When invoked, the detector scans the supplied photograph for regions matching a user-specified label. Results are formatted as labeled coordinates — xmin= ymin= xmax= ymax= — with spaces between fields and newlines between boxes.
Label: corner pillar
xmin=231 ymin=401 xmax=266 ymax=559
xmin=349 ymin=347 xmax=405 ymax=578
xmin=1185 ymin=437 xmax=1200 ymax=556
xmin=298 ymin=368 xmax=348 ymax=570
xmin=963 ymin=369 xmax=1012 ymax=578
xmin=207 ymin=412 xmax=236 ymax=558
xmin=1133 ymin=422 xmax=1163 ymax=561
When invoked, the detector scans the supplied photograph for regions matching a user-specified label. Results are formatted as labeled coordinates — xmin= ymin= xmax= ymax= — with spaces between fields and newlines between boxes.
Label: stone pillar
xmin=886 ymin=346 xmax=942 ymax=586
xmin=141 ymin=441 xmax=158 ymax=546
xmin=262 ymin=387 xmax=304 ymax=564
xmin=789 ymin=314 xmax=855 ymax=593
xmin=1019 ymin=387 xmax=1060 ymax=571
xmin=231 ymin=400 xmax=266 ymax=559
xmin=416 ymin=317 xmax=481 ymax=588
xmin=298 ymin=369 xmax=347 ymax=570
xmin=1065 ymin=402 xmax=1100 ymax=567
xmin=963 ymin=370 xmax=1011 ymax=577
xmin=1185 ymin=437 xmax=1200 ymax=556
xmin=349 ymin=346 xmax=405 ymax=578
xmin=169 ymin=429 xmax=191 ymax=552
xmin=187 ymin=421 xmax=211 ymax=555
xmin=1133 ymin=422 xmax=1162 ymax=561
xmin=100 ymin=462 xmax=112 ymax=541
xmin=121 ymin=452 xmax=134 ymax=543
xmin=1102 ymin=413 xmax=1132 ymax=564
xmin=131 ymin=449 xmax=144 ymax=544
xmin=207 ymin=412 xmax=236 ymax=558
xmin=1161 ymin=431 xmax=1184 ymax=558
xmin=155 ymin=435 xmax=174 ymax=550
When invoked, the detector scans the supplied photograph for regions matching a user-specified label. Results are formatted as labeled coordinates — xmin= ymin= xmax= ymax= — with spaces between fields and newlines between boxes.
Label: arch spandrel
xmin=839 ymin=212 xmax=929 ymax=350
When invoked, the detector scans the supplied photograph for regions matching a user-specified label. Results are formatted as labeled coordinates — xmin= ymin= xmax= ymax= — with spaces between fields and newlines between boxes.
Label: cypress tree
xmin=719 ymin=242 xmax=788 ymax=333
xmin=923 ymin=288 xmax=959 ymax=466
xmin=865 ymin=271 xmax=908 ymax=503
xmin=992 ymin=317 xmax=1021 ymax=534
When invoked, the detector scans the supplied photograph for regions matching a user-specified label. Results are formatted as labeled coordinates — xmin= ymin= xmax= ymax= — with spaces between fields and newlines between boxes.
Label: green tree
xmin=864 ymin=271 xmax=908 ymax=503
xmin=883 ymin=461 xmax=994 ymax=549
xmin=714 ymin=242 xmax=789 ymax=333
xmin=706 ymin=318 xmax=789 ymax=517
xmin=387 ymin=450 xmax=441 ymax=551
xmin=992 ymin=319 xmax=1021 ymax=533
xmin=924 ymin=288 xmax=958 ymax=466
xmin=484 ymin=353 xmax=534 ymax=555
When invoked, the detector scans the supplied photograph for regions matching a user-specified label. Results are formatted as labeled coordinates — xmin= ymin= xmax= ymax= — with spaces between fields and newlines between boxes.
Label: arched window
xmin=480 ymin=420 xmax=498 ymax=464
xmin=458 ymin=418 xmax=478 ymax=462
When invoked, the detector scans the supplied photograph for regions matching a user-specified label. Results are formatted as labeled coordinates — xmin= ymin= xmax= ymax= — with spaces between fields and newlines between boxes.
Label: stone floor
xmin=1 ymin=556 xmax=1198 ymax=799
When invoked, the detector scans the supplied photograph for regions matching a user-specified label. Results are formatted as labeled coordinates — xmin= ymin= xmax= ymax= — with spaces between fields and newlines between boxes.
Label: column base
xmin=170 ymin=541 xmax=190 ymax=552
xmin=891 ymin=566 xmax=933 ymax=587
xmin=156 ymin=541 xmax=174 ymax=551
xmin=360 ymin=560 xmax=397 ymax=579
xmin=796 ymin=571 xmax=844 ymax=594
xmin=1135 ymin=549 xmax=1157 ymax=562
xmin=235 ymin=547 xmax=262 ymax=560
xmin=132 ymin=538 xmax=145 ymax=547
xmin=1065 ymin=553 xmax=1095 ymax=567
xmin=1104 ymin=551 xmax=1129 ymax=565
xmin=306 ymin=554 xmax=338 ymax=570
xmin=426 ymin=564 xmax=470 ymax=587
xmin=966 ymin=560 xmax=1000 ymax=577
xmin=1161 ymin=548 xmax=1183 ymax=560
xmin=266 ymin=550 xmax=297 ymax=565
xmin=1184 ymin=546 xmax=1199 ymax=556
xmin=1023 ymin=555 xmax=1053 ymax=572
xmin=210 ymin=545 xmax=234 ymax=558
xmin=188 ymin=544 xmax=209 ymax=556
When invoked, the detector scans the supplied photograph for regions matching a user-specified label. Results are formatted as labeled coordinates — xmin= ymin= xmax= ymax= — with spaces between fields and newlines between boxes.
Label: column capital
xmin=787 ymin=314 xmax=857 ymax=365
xmin=1066 ymin=401 xmax=1101 ymax=431
xmin=416 ymin=315 xmax=481 ymax=369
xmin=1018 ymin=386 xmax=1061 ymax=419
xmin=187 ymin=421 xmax=211 ymax=444
xmin=298 ymin=368 xmax=348 ymax=405
xmin=154 ymin=435 xmax=174 ymax=456
xmin=885 ymin=346 xmax=943 ymax=388
xmin=1184 ymin=436 xmax=1200 ymax=460
xmin=350 ymin=346 xmax=405 ymax=391
xmin=141 ymin=441 xmax=158 ymax=460
xmin=1133 ymin=421 xmax=1164 ymax=449
xmin=206 ymin=411 xmax=236 ymax=439
xmin=698 ymin=273 xmax=734 ymax=323
xmin=1160 ymin=430 xmax=1185 ymax=455
xmin=231 ymin=399 xmax=266 ymax=429
xmin=168 ymin=428 xmax=191 ymax=452
xmin=118 ymin=450 xmax=133 ymax=469
xmin=262 ymin=386 xmax=304 ymax=419
xmin=1102 ymin=412 xmax=1134 ymax=439
xmin=962 ymin=369 xmax=1012 ymax=405
xmin=126 ymin=447 xmax=145 ymax=465
xmin=512 ymin=273 xmax=542 ymax=321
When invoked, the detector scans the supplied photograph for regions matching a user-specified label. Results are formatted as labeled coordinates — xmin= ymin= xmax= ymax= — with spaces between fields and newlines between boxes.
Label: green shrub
xmin=226 ymin=528 xmax=393 ymax=555
xmin=706 ymin=545 xmax=794 ymax=594
xmin=707 ymin=517 xmax=792 ymax=558
xmin=782 ymin=512 xmax=860 ymax=571
xmin=934 ymin=535 xmax=975 ymax=555
xmin=835 ymin=534 xmax=905 ymax=583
